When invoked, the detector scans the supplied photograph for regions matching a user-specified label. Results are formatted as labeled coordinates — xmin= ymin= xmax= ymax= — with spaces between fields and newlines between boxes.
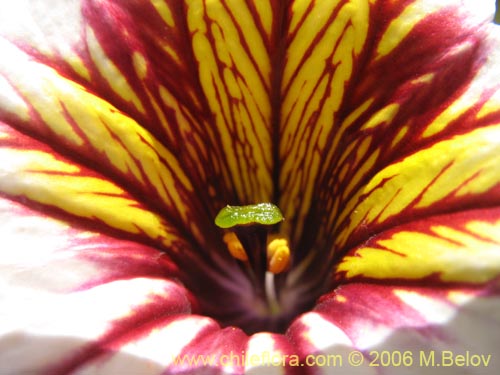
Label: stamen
xmin=266 ymin=237 xmax=290 ymax=274
xmin=222 ymin=232 xmax=248 ymax=261
xmin=265 ymin=271 xmax=280 ymax=315
xmin=215 ymin=203 xmax=288 ymax=318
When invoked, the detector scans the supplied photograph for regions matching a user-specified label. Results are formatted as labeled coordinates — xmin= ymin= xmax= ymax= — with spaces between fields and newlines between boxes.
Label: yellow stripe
xmin=86 ymin=27 xmax=145 ymax=114
xmin=21 ymin=81 xmax=85 ymax=147
xmin=410 ymin=72 xmax=435 ymax=85
xmin=422 ymin=90 xmax=481 ymax=138
xmin=390 ymin=123 xmax=409 ymax=148
xmin=151 ymin=0 xmax=175 ymax=27
xmin=289 ymin=0 xmax=313 ymax=35
xmin=254 ymin=0 xmax=273 ymax=36
xmin=337 ymin=218 xmax=500 ymax=283
xmin=187 ymin=0 xmax=273 ymax=203
xmin=159 ymin=40 xmax=182 ymax=65
xmin=341 ymin=98 xmax=375 ymax=129
xmin=476 ymin=89 xmax=500 ymax=120
xmin=342 ymin=149 xmax=380 ymax=201
xmin=340 ymin=137 xmax=372 ymax=201
xmin=284 ymin=0 xmax=342 ymax=88
xmin=376 ymin=2 xmax=444 ymax=59
xmin=155 ymin=85 xmax=216 ymax=197
xmin=280 ymin=0 xmax=370 ymax=243
xmin=223 ymin=0 xmax=271 ymax=90
xmin=66 ymin=52 xmax=91 ymax=82
xmin=0 ymin=148 xmax=176 ymax=246
xmin=2 ymin=48 xmax=202 ymax=239
xmin=132 ymin=52 xmax=148 ymax=80
xmin=361 ymin=103 xmax=400 ymax=130
xmin=335 ymin=124 xmax=500 ymax=248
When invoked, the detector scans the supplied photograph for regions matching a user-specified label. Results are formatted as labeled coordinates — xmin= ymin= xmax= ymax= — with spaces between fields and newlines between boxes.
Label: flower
xmin=1 ymin=0 xmax=500 ymax=373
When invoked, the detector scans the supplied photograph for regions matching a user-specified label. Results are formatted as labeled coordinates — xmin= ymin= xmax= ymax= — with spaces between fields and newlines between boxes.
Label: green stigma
xmin=215 ymin=203 xmax=284 ymax=229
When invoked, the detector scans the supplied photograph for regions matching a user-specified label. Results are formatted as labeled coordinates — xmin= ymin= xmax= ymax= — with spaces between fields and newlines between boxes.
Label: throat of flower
xmin=215 ymin=203 xmax=290 ymax=316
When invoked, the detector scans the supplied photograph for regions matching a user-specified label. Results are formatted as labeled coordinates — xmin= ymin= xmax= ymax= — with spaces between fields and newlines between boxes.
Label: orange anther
xmin=222 ymin=232 xmax=248 ymax=261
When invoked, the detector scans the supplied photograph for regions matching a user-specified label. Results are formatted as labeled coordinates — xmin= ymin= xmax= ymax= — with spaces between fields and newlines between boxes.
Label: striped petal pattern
xmin=1 ymin=0 xmax=500 ymax=374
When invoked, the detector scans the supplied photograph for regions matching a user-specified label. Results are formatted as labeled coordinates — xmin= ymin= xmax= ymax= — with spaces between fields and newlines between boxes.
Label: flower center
xmin=207 ymin=203 xmax=312 ymax=333
xmin=222 ymin=231 xmax=290 ymax=312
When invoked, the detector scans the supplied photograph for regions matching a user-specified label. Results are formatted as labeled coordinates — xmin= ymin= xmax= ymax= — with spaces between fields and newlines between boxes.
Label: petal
xmin=1 ymin=4 xmax=500 ymax=375
xmin=0 ymin=197 xmax=198 ymax=374
xmin=0 ymin=198 xmax=298 ymax=374
xmin=0 ymin=119 xmax=261 ymax=332
xmin=285 ymin=1 xmax=500 ymax=272
xmin=0 ymin=199 xmax=251 ymax=375
xmin=75 ymin=316 xmax=221 ymax=374
xmin=0 ymin=37 xmax=211 ymax=244
xmin=0 ymin=279 xmax=194 ymax=374
xmin=335 ymin=117 xmax=500 ymax=254
xmin=0 ymin=0 xmax=86 ymax=79
xmin=0 ymin=0 xmax=277 ymax=239
xmin=0 ymin=121 xmax=186 ymax=250
xmin=0 ymin=198 xmax=180 ymax=292
xmin=289 ymin=282 xmax=500 ymax=374
xmin=72 ymin=0 xmax=276 ymax=205
xmin=172 ymin=325 xmax=248 ymax=373
xmin=183 ymin=0 xmax=276 ymax=203
xmin=243 ymin=333 xmax=298 ymax=374
xmin=336 ymin=208 xmax=500 ymax=284
xmin=279 ymin=0 xmax=370 ymax=242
